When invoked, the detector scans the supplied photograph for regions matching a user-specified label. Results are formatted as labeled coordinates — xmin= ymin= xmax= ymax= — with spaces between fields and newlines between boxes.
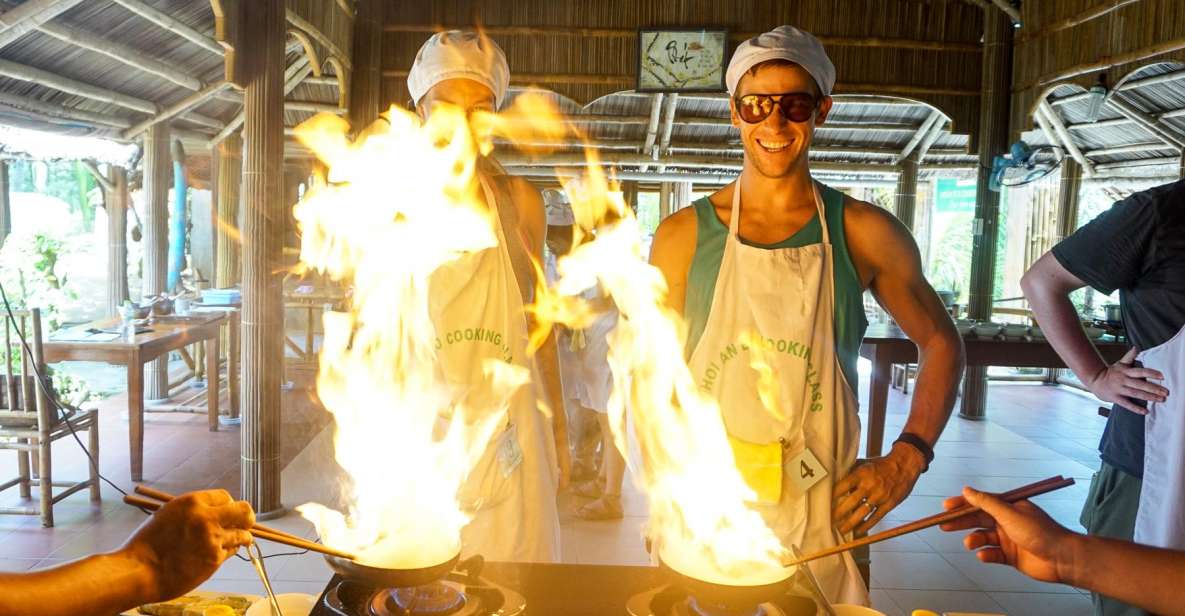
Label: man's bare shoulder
xmin=652 ymin=205 xmax=698 ymax=253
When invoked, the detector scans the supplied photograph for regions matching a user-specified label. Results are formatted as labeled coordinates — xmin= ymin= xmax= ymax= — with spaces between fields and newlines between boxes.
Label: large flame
xmin=526 ymin=123 xmax=791 ymax=585
xmin=292 ymin=103 xmax=531 ymax=569
xmin=291 ymin=87 xmax=789 ymax=584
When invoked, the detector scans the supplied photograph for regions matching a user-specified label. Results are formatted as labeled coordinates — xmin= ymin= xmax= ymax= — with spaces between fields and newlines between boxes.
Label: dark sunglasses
xmin=734 ymin=93 xmax=819 ymax=124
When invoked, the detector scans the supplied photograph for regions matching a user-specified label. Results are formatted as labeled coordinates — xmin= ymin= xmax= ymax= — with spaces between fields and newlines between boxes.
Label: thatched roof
xmin=0 ymin=0 xmax=1182 ymax=186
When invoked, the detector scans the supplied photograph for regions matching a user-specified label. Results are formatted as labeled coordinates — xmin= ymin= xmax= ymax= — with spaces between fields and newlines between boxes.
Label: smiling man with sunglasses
xmin=649 ymin=26 xmax=964 ymax=603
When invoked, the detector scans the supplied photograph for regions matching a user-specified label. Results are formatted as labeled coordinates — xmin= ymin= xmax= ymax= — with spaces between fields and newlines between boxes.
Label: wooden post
xmin=894 ymin=154 xmax=920 ymax=232
xmin=215 ymin=134 xmax=242 ymax=288
xmin=106 ymin=167 xmax=130 ymax=317
xmin=962 ymin=8 xmax=1013 ymax=420
xmin=0 ymin=160 xmax=10 ymax=249
xmin=1055 ymin=159 xmax=1081 ymax=242
xmin=240 ymin=0 xmax=286 ymax=518
xmin=348 ymin=0 xmax=381 ymax=128
xmin=658 ymin=182 xmax=672 ymax=220
xmin=143 ymin=124 xmax=171 ymax=400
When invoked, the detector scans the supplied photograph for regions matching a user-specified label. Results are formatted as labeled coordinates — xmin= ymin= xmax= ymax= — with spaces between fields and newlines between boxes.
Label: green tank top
xmin=683 ymin=184 xmax=868 ymax=393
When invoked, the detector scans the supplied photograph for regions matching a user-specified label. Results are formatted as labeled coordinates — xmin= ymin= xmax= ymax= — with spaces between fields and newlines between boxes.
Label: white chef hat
xmin=407 ymin=30 xmax=510 ymax=108
xmin=725 ymin=26 xmax=836 ymax=97
xmin=542 ymin=188 xmax=575 ymax=226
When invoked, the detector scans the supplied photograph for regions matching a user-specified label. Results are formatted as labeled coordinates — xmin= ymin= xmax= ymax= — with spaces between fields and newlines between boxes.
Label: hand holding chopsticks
xmin=784 ymin=475 xmax=1075 ymax=567
xmin=124 ymin=485 xmax=357 ymax=562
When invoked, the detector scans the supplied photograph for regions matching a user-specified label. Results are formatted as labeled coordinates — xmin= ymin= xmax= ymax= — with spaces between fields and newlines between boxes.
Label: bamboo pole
xmin=1093 ymin=156 xmax=1181 ymax=171
xmin=36 ymin=20 xmax=204 ymax=91
xmin=1085 ymin=142 xmax=1176 ymax=157
xmin=1052 ymin=70 xmax=1185 ymax=107
xmin=124 ymin=81 xmax=233 ymax=140
xmin=0 ymin=161 xmax=9 ymax=249
xmin=638 ymin=93 xmax=664 ymax=173
xmin=895 ymin=153 xmax=920 ymax=231
xmin=0 ymin=58 xmax=157 ymax=114
xmin=142 ymin=124 xmax=170 ymax=400
xmin=1036 ymin=36 xmax=1185 ymax=87
xmin=215 ymin=134 xmax=242 ymax=289
xmin=348 ymin=0 xmax=380 ymax=126
xmin=655 ymin=94 xmax=679 ymax=173
xmin=1017 ymin=0 xmax=1141 ymax=44
xmin=286 ymin=8 xmax=351 ymax=70
xmin=1055 ymin=159 xmax=1082 ymax=242
xmin=383 ymin=24 xmax=981 ymax=52
xmin=240 ymin=0 xmax=286 ymax=518
xmin=0 ymin=0 xmax=86 ymax=51
xmin=1105 ymin=96 xmax=1185 ymax=151
xmin=110 ymin=0 xmax=223 ymax=55
xmin=898 ymin=111 xmax=943 ymax=162
xmin=1037 ymin=102 xmax=1096 ymax=176
xmin=284 ymin=101 xmax=346 ymax=114
xmin=209 ymin=57 xmax=311 ymax=147
xmin=964 ymin=7 xmax=1013 ymax=420
xmin=106 ymin=166 xmax=130 ymax=317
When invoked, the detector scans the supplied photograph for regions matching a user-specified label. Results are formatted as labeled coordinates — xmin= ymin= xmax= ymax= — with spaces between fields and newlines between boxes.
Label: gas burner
xmin=626 ymin=585 xmax=816 ymax=616
xmin=319 ymin=572 xmax=525 ymax=616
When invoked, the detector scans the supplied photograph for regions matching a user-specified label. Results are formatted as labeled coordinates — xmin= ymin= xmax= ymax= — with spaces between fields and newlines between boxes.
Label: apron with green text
xmin=430 ymin=176 xmax=560 ymax=563
xmin=687 ymin=182 xmax=866 ymax=604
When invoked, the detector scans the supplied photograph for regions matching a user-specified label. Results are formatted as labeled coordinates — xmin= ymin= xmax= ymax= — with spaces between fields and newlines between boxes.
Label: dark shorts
xmin=1079 ymin=462 xmax=1150 ymax=616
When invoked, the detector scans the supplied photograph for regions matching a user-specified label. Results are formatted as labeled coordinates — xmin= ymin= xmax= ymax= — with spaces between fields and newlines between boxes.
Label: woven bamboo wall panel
xmin=381 ymin=0 xmax=984 ymax=138
xmin=287 ymin=0 xmax=354 ymax=66
xmin=1012 ymin=0 xmax=1185 ymax=134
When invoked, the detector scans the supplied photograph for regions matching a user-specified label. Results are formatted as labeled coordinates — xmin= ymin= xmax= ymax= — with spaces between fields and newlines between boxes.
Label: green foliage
xmin=0 ymin=232 xmax=78 ymax=330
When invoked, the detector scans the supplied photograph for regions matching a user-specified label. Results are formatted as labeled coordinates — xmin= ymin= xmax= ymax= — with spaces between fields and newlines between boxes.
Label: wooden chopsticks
xmin=783 ymin=475 xmax=1076 ymax=567
xmin=123 ymin=485 xmax=357 ymax=562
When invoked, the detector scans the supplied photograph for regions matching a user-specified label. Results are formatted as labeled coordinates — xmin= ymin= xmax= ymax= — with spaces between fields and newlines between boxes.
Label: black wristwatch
xmin=893 ymin=432 xmax=934 ymax=472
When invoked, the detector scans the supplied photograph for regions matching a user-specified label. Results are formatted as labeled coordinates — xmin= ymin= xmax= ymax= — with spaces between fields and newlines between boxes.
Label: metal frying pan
xmin=323 ymin=551 xmax=461 ymax=588
xmin=657 ymin=556 xmax=799 ymax=613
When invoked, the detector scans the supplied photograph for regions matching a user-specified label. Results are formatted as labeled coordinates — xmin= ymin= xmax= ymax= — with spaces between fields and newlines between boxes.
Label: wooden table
xmin=192 ymin=303 xmax=241 ymax=420
xmin=43 ymin=313 xmax=226 ymax=481
xmin=859 ymin=323 xmax=1131 ymax=458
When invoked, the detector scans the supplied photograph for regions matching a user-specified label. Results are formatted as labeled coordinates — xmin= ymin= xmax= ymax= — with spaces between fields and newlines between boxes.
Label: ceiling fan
xmin=989 ymin=140 xmax=1065 ymax=191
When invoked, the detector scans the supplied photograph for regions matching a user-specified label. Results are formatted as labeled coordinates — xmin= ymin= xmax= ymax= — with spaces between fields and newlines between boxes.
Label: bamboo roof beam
xmin=284 ymin=100 xmax=347 ymax=114
xmin=501 ymin=112 xmax=922 ymax=133
xmin=915 ymin=118 xmax=951 ymax=161
xmin=0 ymin=57 xmax=156 ymax=113
xmin=209 ymin=57 xmax=312 ymax=147
xmin=286 ymin=9 xmax=351 ymax=70
xmin=897 ymin=110 xmax=943 ymax=162
xmin=384 ymin=24 xmax=981 ymax=53
xmin=989 ymin=0 xmax=1022 ymax=25
xmin=1018 ymin=0 xmax=1141 ymax=43
xmin=110 ymin=0 xmax=223 ymax=55
xmin=123 ymin=81 xmax=233 ymax=140
xmin=0 ymin=0 xmax=85 ymax=50
xmin=1084 ymin=142 xmax=1176 ymax=157
xmin=80 ymin=160 xmax=114 ymax=192
xmin=1037 ymin=101 xmax=1096 ymax=176
xmin=1052 ymin=70 xmax=1185 ymax=107
xmin=1106 ymin=96 xmax=1185 ymax=151
xmin=654 ymin=93 xmax=679 ymax=173
xmin=0 ymin=90 xmax=131 ymax=128
xmin=640 ymin=93 xmax=664 ymax=162
xmin=304 ymin=76 xmax=339 ymax=88
xmin=36 ymin=20 xmax=204 ymax=91
xmin=1035 ymin=37 xmax=1185 ymax=87
xmin=1094 ymin=156 xmax=1181 ymax=172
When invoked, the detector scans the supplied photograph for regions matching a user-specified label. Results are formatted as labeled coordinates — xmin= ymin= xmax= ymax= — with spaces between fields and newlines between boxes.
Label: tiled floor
xmin=0 ymin=361 xmax=1107 ymax=615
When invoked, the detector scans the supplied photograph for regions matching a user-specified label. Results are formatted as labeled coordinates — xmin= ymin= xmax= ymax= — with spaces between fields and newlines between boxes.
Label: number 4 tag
xmin=788 ymin=448 xmax=828 ymax=492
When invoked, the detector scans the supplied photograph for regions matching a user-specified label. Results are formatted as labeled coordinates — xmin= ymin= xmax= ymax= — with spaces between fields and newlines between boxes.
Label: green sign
xmin=935 ymin=178 xmax=977 ymax=213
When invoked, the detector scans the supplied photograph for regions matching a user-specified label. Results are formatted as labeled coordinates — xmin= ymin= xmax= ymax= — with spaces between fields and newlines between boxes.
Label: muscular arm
xmin=0 ymin=551 xmax=158 ymax=616
xmin=509 ymin=177 xmax=570 ymax=486
xmin=835 ymin=200 xmax=965 ymax=533
xmin=648 ymin=206 xmax=698 ymax=316
xmin=1020 ymin=253 xmax=1166 ymax=412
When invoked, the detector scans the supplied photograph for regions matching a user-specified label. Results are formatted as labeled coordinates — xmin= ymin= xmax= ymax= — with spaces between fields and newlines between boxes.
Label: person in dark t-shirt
xmin=1021 ymin=179 xmax=1185 ymax=616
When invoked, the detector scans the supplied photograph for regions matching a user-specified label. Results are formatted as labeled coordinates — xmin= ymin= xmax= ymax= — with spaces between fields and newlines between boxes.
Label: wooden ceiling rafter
xmin=34 ymin=18 xmax=205 ymax=91
xmin=111 ymin=0 xmax=223 ymax=55
xmin=0 ymin=0 xmax=86 ymax=50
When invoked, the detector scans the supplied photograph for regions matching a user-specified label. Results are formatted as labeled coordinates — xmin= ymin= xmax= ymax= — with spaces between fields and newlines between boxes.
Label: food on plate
xmin=138 ymin=594 xmax=251 ymax=616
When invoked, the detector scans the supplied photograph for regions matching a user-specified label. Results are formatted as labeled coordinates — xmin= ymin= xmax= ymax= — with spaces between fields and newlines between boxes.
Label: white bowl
xmin=1084 ymin=326 xmax=1106 ymax=340
xmin=246 ymin=593 xmax=316 ymax=616
xmin=1003 ymin=324 xmax=1030 ymax=338
xmin=972 ymin=323 xmax=1002 ymax=338
xmin=956 ymin=323 xmax=974 ymax=336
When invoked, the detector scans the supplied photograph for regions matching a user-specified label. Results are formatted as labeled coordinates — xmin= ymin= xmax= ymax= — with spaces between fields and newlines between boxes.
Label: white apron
xmin=1134 ymin=322 xmax=1185 ymax=549
xmin=430 ymin=177 xmax=561 ymax=563
xmin=687 ymin=182 xmax=866 ymax=604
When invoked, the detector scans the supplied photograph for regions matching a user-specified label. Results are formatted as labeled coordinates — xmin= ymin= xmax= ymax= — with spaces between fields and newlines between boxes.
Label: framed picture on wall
xmin=636 ymin=28 xmax=728 ymax=93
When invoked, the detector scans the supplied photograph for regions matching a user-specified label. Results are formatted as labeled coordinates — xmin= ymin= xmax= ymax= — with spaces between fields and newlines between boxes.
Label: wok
xmin=657 ymin=556 xmax=799 ymax=613
xmin=324 ymin=551 xmax=460 ymax=588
